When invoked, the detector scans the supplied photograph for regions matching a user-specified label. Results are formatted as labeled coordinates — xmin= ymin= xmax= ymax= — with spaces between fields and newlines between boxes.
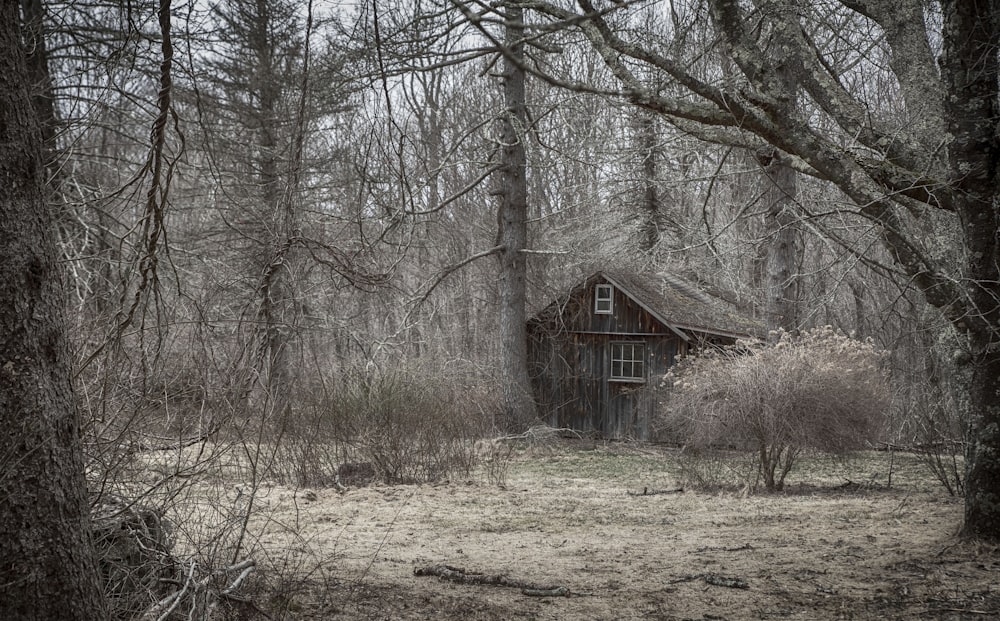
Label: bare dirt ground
xmin=220 ymin=443 xmax=998 ymax=620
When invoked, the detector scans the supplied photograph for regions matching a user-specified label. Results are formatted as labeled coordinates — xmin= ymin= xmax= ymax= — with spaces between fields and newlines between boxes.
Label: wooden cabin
xmin=527 ymin=271 xmax=761 ymax=440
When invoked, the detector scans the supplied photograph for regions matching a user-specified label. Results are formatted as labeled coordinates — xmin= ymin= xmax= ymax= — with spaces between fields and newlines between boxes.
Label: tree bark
xmin=938 ymin=0 xmax=1000 ymax=540
xmin=757 ymin=148 xmax=799 ymax=336
xmin=0 ymin=3 xmax=108 ymax=617
xmin=19 ymin=0 xmax=58 ymax=166
xmin=495 ymin=3 xmax=535 ymax=430
xmin=636 ymin=111 xmax=664 ymax=252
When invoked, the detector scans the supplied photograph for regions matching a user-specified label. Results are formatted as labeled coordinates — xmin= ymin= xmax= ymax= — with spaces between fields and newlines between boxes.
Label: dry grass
xmin=167 ymin=441 xmax=998 ymax=620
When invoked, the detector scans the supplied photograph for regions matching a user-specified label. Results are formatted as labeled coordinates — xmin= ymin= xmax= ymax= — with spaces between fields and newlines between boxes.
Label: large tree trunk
xmin=963 ymin=347 xmax=1000 ymax=538
xmin=495 ymin=3 xmax=535 ymax=430
xmin=940 ymin=0 xmax=1000 ymax=540
xmin=19 ymin=0 xmax=58 ymax=164
xmin=0 ymin=4 xmax=108 ymax=617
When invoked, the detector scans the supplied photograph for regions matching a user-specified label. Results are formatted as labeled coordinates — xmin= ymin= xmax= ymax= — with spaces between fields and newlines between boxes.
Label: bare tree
xmin=479 ymin=0 xmax=1000 ymax=540
xmin=195 ymin=0 xmax=309 ymax=416
xmin=495 ymin=2 xmax=536 ymax=429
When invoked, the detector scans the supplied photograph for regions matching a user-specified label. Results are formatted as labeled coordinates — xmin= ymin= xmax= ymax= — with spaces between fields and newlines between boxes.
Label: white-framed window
xmin=595 ymin=284 xmax=613 ymax=314
xmin=610 ymin=341 xmax=645 ymax=382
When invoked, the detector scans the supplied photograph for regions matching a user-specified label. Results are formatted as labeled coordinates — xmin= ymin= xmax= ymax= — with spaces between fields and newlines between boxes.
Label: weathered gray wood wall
xmin=528 ymin=281 xmax=683 ymax=439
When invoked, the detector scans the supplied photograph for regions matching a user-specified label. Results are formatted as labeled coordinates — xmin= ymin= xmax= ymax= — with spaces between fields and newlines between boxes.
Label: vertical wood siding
xmin=528 ymin=279 xmax=682 ymax=440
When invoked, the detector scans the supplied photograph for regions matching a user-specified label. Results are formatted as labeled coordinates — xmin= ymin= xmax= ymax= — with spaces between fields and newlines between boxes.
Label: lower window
xmin=610 ymin=342 xmax=645 ymax=381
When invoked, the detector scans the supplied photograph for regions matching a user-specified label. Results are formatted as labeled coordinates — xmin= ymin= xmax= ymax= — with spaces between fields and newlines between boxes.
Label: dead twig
xmin=414 ymin=564 xmax=571 ymax=596
xmin=140 ymin=558 xmax=257 ymax=621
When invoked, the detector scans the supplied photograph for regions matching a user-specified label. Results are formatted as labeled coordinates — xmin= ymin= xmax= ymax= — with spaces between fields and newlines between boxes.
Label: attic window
xmin=595 ymin=284 xmax=613 ymax=314
xmin=610 ymin=342 xmax=645 ymax=382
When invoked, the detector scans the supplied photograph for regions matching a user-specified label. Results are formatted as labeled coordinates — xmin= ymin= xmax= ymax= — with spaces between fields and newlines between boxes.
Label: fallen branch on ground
xmin=414 ymin=564 xmax=571 ymax=596
xmin=140 ymin=558 xmax=257 ymax=621
xmin=492 ymin=425 xmax=584 ymax=445
xmin=523 ymin=586 xmax=571 ymax=597
xmin=667 ymin=573 xmax=749 ymax=589
xmin=692 ymin=543 xmax=754 ymax=553
xmin=628 ymin=487 xmax=684 ymax=496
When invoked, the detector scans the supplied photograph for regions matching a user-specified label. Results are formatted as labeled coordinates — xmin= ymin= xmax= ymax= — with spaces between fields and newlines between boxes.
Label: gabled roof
xmin=532 ymin=270 xmax=763 ymax=341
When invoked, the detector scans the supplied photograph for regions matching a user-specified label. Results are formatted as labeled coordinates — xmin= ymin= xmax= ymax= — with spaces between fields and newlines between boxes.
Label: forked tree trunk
xmin=0 ymin=5 xmax=108 ymax=617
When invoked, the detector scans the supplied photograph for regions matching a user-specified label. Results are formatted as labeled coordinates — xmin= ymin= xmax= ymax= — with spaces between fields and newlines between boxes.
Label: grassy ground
xmin=188 ymin=441 xmax=996 ymax=620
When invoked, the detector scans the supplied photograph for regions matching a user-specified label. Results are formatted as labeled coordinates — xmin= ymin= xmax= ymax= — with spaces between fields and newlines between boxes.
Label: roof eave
xmin=601 ymin=272 xmax=692 ymax=342
xmin=669 ymin=324 xmax=758 ymax=341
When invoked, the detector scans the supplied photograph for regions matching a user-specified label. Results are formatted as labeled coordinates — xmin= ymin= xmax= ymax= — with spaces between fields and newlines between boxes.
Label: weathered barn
xmin=527 ymin=271 xmax=761 ymax=440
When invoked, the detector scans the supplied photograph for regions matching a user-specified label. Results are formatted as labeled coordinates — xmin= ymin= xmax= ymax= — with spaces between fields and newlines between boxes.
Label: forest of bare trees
xmin=2 ymin=0 xmax=998 ymax=616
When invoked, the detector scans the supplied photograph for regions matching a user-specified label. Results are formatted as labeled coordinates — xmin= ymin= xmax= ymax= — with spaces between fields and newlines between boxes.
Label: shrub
xmin=884 ymin=322 xmax=970 ymax=495
xmin=341 ymin=367 xmax=481 ymax=482
xmin=671 ymin=447 xmax=762 ymax=492
xmin=270 ymin=365 xmax=494 ymax=486
xmin=903 ymin=378 xmax=968 ymax=496
xmin=659 ymin=327 xmax=889 ymax=491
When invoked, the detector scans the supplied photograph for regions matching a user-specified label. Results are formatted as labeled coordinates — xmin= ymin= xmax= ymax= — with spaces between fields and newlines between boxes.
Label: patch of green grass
xmin=502 ymin=442 xmax=942 ymax=495
xmin=783 ymin=450 xmax=939 ymax=492
xmin=509 ymin=447 xmax=678 ymax=487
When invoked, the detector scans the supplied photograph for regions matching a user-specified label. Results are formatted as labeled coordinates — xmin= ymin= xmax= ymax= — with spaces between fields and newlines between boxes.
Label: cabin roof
xmin=531 ymin=270 xmax=764 ymax=341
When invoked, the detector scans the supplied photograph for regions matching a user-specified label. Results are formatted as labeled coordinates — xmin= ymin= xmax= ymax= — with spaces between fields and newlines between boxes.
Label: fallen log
xmin=414 ymin=564 xmax=570 ymax=596
xmin=627 ymin=487 xmax=684 ymax=496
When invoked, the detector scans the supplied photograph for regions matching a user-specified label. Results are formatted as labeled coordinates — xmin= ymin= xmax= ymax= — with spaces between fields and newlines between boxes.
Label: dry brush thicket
xmin=658 ymin=327 xmax=890 ymax=492
xmin=76 ymin=329 xmax=506 ymax=619
xmin=265 ymin=366 xmax=498 ymax=487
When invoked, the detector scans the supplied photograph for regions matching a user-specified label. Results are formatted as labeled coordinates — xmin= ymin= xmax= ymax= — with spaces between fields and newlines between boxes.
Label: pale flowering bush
xmin=658 ymin=327 xmax=890 ymax=491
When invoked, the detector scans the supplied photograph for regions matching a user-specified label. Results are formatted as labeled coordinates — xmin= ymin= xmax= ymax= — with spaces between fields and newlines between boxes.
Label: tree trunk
xmin=0 ymin=4 xmax=108 ymax=617
xmin=962 ymin=346 xmax=1000 ymax=538
xmin=938 ymin=0 xmax=1000 ymax=540
xmin=757 ymin=148 xmax=799 ymax=336
xmin=243 ymin=0 xmax=298 ymax=417
xmin=19 ymin=0 xmax=58 ymax=165
xmin=259 ymin=11 xmax=291 ymax=415
xmin=495 ymin=3 xmax=535 ymax=431
xmin=636 ymin=111 xmax=663 ymax=253
xmin=754 ymin=45 xmax=800 ymax=337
